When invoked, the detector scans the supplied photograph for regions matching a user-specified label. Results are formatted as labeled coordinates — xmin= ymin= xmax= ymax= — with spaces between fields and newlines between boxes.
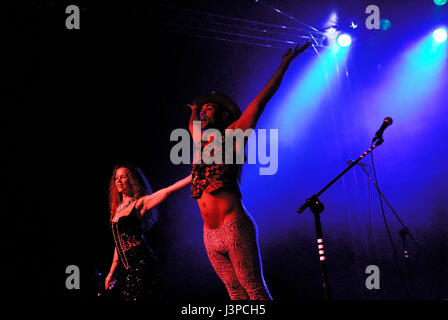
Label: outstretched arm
xmin=135 ymin=175 xmax=192 ymax=216
xmin=165 ymin=174 xmax=192 ymax=194
xmin=229 ymin=42 xmax=312 ymax=132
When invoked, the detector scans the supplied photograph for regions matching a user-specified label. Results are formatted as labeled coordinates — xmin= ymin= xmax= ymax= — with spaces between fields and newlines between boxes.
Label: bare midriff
xmin=197 ymin=189 xmax=245 ymax=229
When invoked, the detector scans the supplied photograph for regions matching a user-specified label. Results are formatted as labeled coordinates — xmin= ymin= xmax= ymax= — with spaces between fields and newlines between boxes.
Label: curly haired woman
xmin=105 ymin=165 xmax=191 ymax=301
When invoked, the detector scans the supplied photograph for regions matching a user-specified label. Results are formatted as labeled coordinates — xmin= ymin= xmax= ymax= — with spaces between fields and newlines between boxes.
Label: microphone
xmin=372 ymin=117 xmax=393 ymax=143
xmin=347 ymin=160 xmax=370 ymax=169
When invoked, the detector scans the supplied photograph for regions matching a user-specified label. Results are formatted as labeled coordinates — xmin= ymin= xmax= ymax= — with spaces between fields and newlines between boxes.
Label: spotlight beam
xmin=433 ymin=28 xmax=447 ymax=43
xmin=337 ymin=34 xmax=352 ymax=47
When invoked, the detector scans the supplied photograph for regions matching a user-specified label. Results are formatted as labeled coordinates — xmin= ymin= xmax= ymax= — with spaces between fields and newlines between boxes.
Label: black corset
xmin=111 ymin=205 xmax=145 ymax=270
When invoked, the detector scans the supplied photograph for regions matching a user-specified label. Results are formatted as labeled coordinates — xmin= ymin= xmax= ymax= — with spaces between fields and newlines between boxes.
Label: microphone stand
xmin=354 ymin=162 xmax=421 ymax=280
xmin=297 ymin=140 xmax=384 ymax=300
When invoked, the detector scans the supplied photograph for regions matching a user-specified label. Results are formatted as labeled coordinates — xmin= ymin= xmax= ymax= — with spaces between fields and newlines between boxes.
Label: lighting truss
xmin=157 ymin=4 xmax=328 ymax=50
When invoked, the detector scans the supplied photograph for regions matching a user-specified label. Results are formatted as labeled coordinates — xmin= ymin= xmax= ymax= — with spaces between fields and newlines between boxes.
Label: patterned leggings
xmin=203 ymin=213 xmax=272 ymax=300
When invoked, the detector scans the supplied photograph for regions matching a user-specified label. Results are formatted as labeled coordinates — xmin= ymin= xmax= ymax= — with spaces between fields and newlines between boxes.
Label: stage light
xmin=324 ymin=27 xmax=339 ymax=45
xmin=337 ymin=33 xmax=352 ymax=47
xmin=433 ymin=28 xmax=447 ymax=43
xmin=380 ymin=19 xmax=392 ymax=31
xmin=433 ymin=0 xmax=447 ymax=6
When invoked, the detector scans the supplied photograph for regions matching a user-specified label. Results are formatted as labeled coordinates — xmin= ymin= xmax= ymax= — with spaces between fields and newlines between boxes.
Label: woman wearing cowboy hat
xmin=187 ymin=42 xmax=312 ymax=300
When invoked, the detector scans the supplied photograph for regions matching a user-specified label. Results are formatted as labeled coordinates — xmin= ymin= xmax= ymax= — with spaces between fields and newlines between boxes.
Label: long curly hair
xmin=108 ymin=165 xmax=158 ymax=227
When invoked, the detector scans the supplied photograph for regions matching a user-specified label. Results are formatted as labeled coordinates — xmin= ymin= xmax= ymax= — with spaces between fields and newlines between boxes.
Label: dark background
xmin=5 ymin=0 xmax=447 ymax=306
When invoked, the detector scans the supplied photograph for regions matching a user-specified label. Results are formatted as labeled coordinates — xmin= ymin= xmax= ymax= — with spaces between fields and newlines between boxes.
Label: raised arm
xmin=134 ymin=175 xmax=192 ymax=216
xmin=229 ymin=42 xmax=312 ymax=132
xmin=187 ymin=103 xmax=200 ymax=136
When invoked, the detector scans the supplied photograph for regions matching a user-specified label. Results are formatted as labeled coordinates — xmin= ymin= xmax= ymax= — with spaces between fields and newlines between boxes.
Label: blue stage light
xmin=380 ymin=19 xmax=392 ymax=31
xmin=337 ymin=33 xmax=352 ymax=47
xmin=433 ymin=0 xmax=447 ymax=6
xmin=433 ymin=28 xmax=447 ymax=43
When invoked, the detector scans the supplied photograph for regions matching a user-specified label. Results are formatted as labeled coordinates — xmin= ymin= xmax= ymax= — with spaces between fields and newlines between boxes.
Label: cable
xmin=370 ymin=147 xmax=411 ymax=299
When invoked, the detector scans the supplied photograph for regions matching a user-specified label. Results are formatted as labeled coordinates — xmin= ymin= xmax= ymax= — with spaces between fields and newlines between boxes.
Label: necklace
xmin=117 ymin=198 xmax=133 ymax=212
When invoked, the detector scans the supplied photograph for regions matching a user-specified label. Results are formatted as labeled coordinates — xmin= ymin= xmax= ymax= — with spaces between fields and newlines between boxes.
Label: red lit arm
xmin=165 ymin=174 xmax=192 ymax=195
xmin=135 ymin=175 xmax=192 ymax=216
xmin=188 ymin=103 xmax=200 ymax=136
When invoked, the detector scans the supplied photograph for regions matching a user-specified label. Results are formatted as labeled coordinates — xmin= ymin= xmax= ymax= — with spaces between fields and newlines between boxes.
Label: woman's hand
xmin=281 ymin=42 xmax=312 ymax=66
xmin=105 ymin=271 xmax=116 ymax=291
xmin=187 ymin=103 xmax=199 ymax=111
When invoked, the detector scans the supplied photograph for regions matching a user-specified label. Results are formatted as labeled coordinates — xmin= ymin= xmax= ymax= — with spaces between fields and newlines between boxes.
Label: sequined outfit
xmin=111 ymin=201 xmax=159 ymax=301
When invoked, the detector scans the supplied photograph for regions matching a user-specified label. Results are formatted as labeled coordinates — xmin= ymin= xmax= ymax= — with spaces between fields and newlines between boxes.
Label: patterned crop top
xmin=191 ymin=131 xmax=244 ymax=199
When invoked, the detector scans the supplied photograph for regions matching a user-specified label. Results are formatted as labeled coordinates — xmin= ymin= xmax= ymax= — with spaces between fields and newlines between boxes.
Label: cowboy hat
xmin=193 ymin=91 xmax=242 ymax=123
